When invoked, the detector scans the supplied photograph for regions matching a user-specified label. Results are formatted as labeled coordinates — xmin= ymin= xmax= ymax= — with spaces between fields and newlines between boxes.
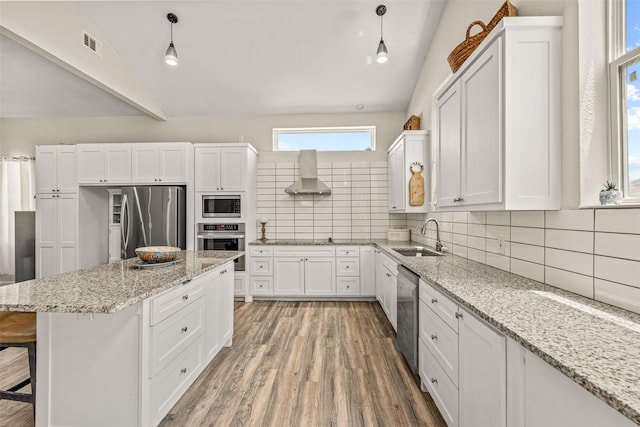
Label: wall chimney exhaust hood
xmin=285 ymin=150 xmax=332 ymax=195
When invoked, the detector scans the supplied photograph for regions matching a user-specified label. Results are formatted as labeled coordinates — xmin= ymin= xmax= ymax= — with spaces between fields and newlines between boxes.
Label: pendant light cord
xmin=170 ymin=21 xmax=174 ymax=44
xmin=380 ymin=15 xmax=384 ymax=41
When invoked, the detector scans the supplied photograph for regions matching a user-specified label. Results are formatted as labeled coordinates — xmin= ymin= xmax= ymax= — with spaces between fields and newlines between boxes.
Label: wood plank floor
xmin=0 ymin=301 xmax=446 ymax=427
xmin=161 ymin=301 xmax=446 ymax=427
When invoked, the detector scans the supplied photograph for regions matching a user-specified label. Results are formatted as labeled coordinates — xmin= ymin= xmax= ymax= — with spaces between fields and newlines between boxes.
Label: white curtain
xmin=0 ymin=157 xmax=36 ymax=276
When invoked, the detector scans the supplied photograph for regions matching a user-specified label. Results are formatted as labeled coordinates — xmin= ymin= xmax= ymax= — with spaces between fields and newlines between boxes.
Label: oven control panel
xmin=198 ymin=223 xmax=245 ymax=232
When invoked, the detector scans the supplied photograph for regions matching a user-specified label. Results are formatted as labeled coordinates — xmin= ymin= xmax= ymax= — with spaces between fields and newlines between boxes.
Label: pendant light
xmin=165 ymin=13 xmax=179 ymax=66
xmin=376 ymin=5 xmax=388 ymax=63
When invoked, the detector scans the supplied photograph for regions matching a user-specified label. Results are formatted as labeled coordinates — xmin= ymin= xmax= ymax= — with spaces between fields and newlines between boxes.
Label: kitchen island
xmin=0 ymin=250 xmax=242 ymax=427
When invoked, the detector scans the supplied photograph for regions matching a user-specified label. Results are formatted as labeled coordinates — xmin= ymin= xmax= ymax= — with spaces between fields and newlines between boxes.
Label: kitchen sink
xmin=393 ymin=247 xmax=444 ymax=257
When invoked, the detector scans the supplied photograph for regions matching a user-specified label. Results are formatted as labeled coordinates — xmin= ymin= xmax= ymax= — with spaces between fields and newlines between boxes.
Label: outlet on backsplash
xmin=497 ymin=237 xmax=505 ymax=255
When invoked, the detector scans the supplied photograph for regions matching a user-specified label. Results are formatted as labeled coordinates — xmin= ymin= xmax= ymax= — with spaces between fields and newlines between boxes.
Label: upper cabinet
xmin=433 ymin=17 xmax=563 ymax=211
xmin=194 ymin=144 xmax=257 ymax=192
xmin=388 ymin=130 xmax=430 ymax=213
xmin=36 ymin=145 xmax=77 ymax=194
xmin=77 ymin=144 xmax=132 ymax=185
xmin=131 ymin=143 xmax=189 ymax=184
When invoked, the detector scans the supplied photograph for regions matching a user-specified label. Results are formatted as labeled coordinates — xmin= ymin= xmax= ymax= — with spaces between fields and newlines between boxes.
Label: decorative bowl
xmin=135 ymin=246 xmax=181 ymax=264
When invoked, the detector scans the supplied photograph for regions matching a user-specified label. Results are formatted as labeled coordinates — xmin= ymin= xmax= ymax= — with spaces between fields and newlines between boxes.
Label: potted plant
xmin=599 ymin=181 xmax=623 ymax=205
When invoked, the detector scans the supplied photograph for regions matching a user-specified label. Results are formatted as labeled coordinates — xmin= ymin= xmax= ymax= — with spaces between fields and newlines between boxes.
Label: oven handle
xmin=196 ymin=234 xmax=245 ymax=239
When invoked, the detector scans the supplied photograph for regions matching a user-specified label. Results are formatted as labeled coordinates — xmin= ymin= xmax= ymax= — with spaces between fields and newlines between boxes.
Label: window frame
xmin=272 ymin=126 xmax=376 ymax=152
xmin=608 ymin=0 xmax=640 ymax=203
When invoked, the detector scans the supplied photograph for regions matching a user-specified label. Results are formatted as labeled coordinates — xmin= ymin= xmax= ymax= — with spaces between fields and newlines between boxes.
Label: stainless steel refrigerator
xmin=120 ymin=186 xmax=186 ymax=259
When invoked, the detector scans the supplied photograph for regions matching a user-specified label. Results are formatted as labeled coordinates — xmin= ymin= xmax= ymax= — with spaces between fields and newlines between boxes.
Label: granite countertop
xmin=0 ymin=250 xmax=242 ymax=314
xmin=251 ymin=239 xmax=640 ymax=424
xmin=249 ymin=239 xmax=374 ymax=246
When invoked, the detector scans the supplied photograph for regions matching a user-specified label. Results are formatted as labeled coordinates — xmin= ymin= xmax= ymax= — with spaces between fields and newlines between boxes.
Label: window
xmin=610 ymin=0 xmax=640 ymax=201
xmin=273 ymin=126 xmax=376 ymax=151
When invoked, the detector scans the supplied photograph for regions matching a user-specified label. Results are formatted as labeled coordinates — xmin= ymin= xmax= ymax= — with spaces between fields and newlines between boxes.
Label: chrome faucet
xmin=421 ymin=218 xmax=444 ymax=252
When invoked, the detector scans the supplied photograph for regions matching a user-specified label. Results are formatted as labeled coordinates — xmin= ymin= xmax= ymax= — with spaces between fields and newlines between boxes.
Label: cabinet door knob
xmin=455 ymin=312 xmax=462 ymax=319
xmin=181 ymin=326 xmax=188 ymax=333
xmin=431 ymin=378 xmax=438 ymax=384
xmin=386 ymin=273 xmax=391 ymax=277
xmin=220 ymin=187 xmax=224 ymax=190
xmin=345 ymin=266 xmax=349 ymax=269
xmin=431 ymin=334 xmax=437 ymax=340
xmin=180 ymin=368 xmax=187 ymax=375
xmin=431 ymin=298 xmax=437 ymax=304
xmin=182 ymin=294 xmax=189 ymax=300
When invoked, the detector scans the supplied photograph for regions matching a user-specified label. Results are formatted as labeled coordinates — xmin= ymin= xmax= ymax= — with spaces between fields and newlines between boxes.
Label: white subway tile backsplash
xmin=594 ymin=232 xmax=640 ymax=261
xmin=510 ymin=227 xmax=544 ymax=246
xmin=511 ymin=211 xmax=545 ymax=228
xmin=594 ymin=279 xmax=640 ymax=314
xmin=468 ymin=248 xmax=486 ymax=263
xmin=545 ymin=267 xmax=594 ymax=298
xmin=453 ymin=212 xmax=468 ymax=223
xmin=545 ymin=209 xmax=594 ymax=231
xmin=452 ymin=222 xmax=468 ymax=235
xmin=511 ymin=259 xmax=544 ymax=282
xmin=486 ymin=253 xmax=510 ymax=272
xmin=545 ymin=229 xmax=593 ymax=253
xmin=467 ymin=236 xmax=486 ymax=251
xmin=486 ymin=211 xmax=510 ymax=226
xmin=594 ymin=256 xmax=640 ymax=288
xmin=486 ymin=225 xmax=510 ymax=241
xmin=544 ymin=248 xmax=593 ymax=276
xmin=511 ymin=243 xmax=544 ymax=264
xmin=468 ymin=223 xmax=486 ymax=237
xmin=595 ymin=208 xmax=640 ymax=234
xmin=468 ymin=212 xmax=486 ymax=225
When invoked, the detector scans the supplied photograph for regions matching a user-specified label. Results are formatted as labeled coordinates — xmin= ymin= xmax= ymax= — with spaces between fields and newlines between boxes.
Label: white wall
xmin=0 ymin=111 xmax=405 ymax=162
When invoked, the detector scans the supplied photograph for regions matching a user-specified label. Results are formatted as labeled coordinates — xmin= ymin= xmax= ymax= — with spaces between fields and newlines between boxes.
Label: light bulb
xmin=165 ymin=42 xmax=178 ymax=66
xmin=376 ymin=40 xmax=388 ymax=63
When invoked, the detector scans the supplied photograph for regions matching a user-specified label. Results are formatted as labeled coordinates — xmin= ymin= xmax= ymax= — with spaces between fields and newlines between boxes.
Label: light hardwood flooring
xmin=0 ymin=347 xmax=33 ymax=427
xmin=0 ymin=301 xmax=446 ymax=427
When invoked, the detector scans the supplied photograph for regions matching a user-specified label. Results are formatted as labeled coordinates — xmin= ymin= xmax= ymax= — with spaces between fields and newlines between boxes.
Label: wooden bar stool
xmin=0 ymin=311 xmax=37 ymax=414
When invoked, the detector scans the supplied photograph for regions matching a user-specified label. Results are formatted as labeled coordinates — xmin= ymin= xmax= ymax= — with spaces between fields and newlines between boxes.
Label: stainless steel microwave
xmin=202 ymin=194 xmax=242 ymax=218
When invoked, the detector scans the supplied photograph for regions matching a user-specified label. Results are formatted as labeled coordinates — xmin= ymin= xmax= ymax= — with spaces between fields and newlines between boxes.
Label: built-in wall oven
xmin=196 ymin=223 xmax=245 ymax=271
xmin=201 ymin=194 xmax=242 ymax=218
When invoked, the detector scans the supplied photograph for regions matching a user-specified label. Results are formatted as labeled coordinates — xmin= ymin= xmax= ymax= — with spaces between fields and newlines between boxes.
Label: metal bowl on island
xmin=135 ymin=246 xmax=181 ymax=264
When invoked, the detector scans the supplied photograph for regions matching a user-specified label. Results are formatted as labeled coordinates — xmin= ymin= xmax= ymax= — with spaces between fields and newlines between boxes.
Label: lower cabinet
xmin=359 ymin=246 xmax=376 ymax=296
xmin=419 ymin=279 xmax=505 ymax=427
xmin=35 ymin=262 xmax=235 ymax=427
xmin=375 ymin=249 xmax=398 ymax=330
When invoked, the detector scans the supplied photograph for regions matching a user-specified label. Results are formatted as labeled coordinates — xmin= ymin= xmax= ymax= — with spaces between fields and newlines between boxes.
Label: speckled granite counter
xmin=0 ymin=250 xmax=242 ymax=314
xmin=250 ymin=239 xmax=640 ymax=424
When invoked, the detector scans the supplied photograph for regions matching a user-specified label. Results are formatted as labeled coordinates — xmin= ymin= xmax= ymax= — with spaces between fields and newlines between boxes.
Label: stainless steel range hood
xmin=285 ymin=150 xmax=332 ymax=195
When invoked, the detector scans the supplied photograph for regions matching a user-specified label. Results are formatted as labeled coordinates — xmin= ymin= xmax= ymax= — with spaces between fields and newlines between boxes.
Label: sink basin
xmin=393 ymin=247 xmax=444 ymax=257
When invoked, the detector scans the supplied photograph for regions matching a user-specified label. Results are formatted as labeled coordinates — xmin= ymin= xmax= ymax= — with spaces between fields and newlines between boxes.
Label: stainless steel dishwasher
xmin=396 ymin=265 xmax=419 ymax=374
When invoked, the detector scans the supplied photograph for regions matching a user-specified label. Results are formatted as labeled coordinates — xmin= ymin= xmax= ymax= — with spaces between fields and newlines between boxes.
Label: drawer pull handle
xmin=180 ymin=368 xmax=187 ymax=375
xmin=345 ymin=266 xmax=349 ymax=269
xmin=259 ymin=266 xmax=263 ymax=269
xmin=386 ymin=273 xmax=391 ymax=277
xmin=431 ymin=298 xmax=437 ymax=304
xmin=182 ymin=295 xmax=189 ymax=300
xmin=431 ymin=334 xmax=437 ymax=340
xmin=455 ymin=312 xmax=462 ymax=319
xmin=431 ymin=378 xmax=438 ymax=384
xmin=453 ymin=197 xmax=464 ymax=203
xmin=181 ymin=326 xmax=188 ymax=333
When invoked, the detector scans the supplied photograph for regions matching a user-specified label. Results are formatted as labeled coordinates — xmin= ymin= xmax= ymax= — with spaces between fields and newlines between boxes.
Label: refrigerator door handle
xmin=121 ymin=194 xmax=130 ymax=258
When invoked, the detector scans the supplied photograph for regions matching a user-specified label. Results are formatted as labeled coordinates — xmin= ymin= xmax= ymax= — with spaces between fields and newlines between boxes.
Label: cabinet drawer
xmin=250 ymin=257 xmax=273 ymax=275
xmin=420 ymin=300 xmax=458 ymax=385
xmin=251 ymin=277 xmax=273 ymax=295
xmin=149 ymin=337 xmax=204 ymax=426
xmin=420 ymin=280 xmax=459 ymax=332
xmin=420 ymin=339 xmax=458 ymax=427
xmin=250 ymin=246 xmax=273 ymax=257
xmin=150 ymin=277 xmax=205 ymax=326
xmin=337 ymin=277 xmax=360 ymax=295
xmin=337 ymin=258 xmax=360 ymax=276
xmin=336 ymin=247 xmax=360 ymax=257
xmin=380 ymin=253 xmax=398 ymax=275
xmin=274 ymin=246 xmax=336 ymax=257
xmin=149 ymin=297 xmax=205 ymax=377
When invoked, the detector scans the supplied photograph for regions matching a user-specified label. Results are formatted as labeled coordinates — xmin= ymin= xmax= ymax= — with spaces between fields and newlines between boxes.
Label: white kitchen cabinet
xmin=359 ymin=246 xmax=376 ymax=296
xmin=194 ymin=145 xmax=256 ymax=192
xmin=107 ymin=189 xmax=122 ymax=262
xmin=434 ymin=17 xmax=562 ymax=211
xmin=108 ymin=226 xmax=121 ymax=262
xmin=506 ymin=339 xmax=635 ymax=427
xmin=305 ymin=257 xmax=337 ymax=296
xmin=249 ymin=246 xmax=274 ymax=296
xmin=36 ymin=193 xmax=77 ymax=278
xmin=233 ymin=272 xmax=247 ymax=297
xmin=273 ymin=257 xmax=305 ymax=296
xmin=273 ymin=246 xmax=336 ymax=297
xmin=458 ymin=308 xmax=506 ymax=427
xmin=77 ymin=143 xmax=132 ymax=184
xmin=387 ymin=130 xmax=429 ymax=213
xmin=35 ymin=145 xmax=77 ymax=194
xmin=375 ymin=250 xmax=397 ymax=330
xmin=131 ymin=143 xmax=189 ymax=184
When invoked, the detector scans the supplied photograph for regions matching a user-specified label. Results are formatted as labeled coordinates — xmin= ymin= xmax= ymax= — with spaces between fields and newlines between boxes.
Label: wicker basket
xmin=447 ymin=20 xmax=489 ymax=73
xmin=487 ymin=0 xmax=517 ymax=31
xmin=403 ymin=115 xmax=421 ymax=131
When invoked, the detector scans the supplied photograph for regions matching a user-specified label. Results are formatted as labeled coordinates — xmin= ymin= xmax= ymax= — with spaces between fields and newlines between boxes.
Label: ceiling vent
xmin=82 ymin=31 xmax=102 ymax=57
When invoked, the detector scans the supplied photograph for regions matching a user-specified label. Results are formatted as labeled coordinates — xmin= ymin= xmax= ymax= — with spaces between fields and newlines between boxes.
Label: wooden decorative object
xmin=403 ymin=115 xmax=421 ymax=131
xmin=408 ymin=162 xmax=425 ymax=206
xmin=447 ymin=1 xmax=517 ymax=73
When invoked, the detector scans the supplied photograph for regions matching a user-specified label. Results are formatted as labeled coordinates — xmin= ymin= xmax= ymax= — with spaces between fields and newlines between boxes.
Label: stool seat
xmin=0 ymin=312 xmax=36 ymax=344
